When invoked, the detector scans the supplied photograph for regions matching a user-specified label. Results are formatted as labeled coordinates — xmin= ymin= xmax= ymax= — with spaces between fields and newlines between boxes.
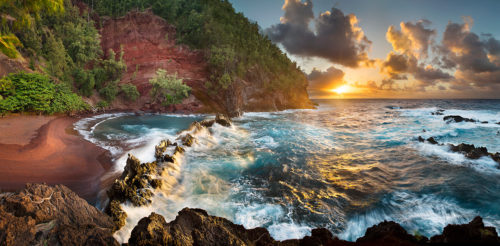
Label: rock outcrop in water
xmin=106 ymin=154 xmax=159 ymax=230
xmin=0 ymin=183 xmax=117 ymax=246
xmin=416 ymin=136 xmax=500 ymax=167
xmin=443 ymin=115 xmax=477 ymax=123
xmin=126 ymin=209 xmax=500 ymax=246
xmin=106 ymin=114 xmax=233 ymax=231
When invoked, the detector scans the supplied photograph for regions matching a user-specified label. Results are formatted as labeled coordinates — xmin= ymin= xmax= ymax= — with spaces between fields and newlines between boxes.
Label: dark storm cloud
xmin=266 ymin=0 xmax=372 ymax=67
xmin=380 ymin=51 xmax=451 ymax=86
xmin=307 ymin=66 xmax=345 ymax=90
xmin=438 ymin=18 xmax=500 ymax=88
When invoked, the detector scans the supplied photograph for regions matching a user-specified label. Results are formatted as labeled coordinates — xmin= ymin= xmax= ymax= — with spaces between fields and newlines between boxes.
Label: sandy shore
xmin=0 ymin=116 xmax=112 ymax=203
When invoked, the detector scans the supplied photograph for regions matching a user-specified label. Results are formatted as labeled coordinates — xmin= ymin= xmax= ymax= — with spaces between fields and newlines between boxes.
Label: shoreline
xmin=0 ymin=115 xmax=113 ymax=203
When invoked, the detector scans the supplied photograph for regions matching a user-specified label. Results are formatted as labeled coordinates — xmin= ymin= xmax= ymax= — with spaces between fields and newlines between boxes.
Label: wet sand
xmin=0 ymin=116 xmax=112 ymax=203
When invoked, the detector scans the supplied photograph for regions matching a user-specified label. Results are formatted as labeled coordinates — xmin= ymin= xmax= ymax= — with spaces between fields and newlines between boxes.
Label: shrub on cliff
xmin=121 ymin=83 xmax=140 ymax=101
xmin=0 ymin=72 xmax=88 ymax=114
xmin=149 ymin=69 xmax=191 ymax=106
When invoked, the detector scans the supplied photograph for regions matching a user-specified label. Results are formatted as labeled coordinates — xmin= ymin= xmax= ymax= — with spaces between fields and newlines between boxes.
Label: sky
xmin=229 ymin=0 xmax=500 ymax=99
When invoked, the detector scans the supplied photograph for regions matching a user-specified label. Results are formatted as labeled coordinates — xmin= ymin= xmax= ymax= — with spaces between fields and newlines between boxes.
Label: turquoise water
xmin=75 ymin=100 xmax=500 ymax=243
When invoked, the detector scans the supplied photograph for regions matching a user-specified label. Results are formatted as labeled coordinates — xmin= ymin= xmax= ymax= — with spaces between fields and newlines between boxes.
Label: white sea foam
xmin=339 ymin=191 xmax=479 ymax=241
xmin=416 ymin=142 xmax=500 ymax=174
xmin=234 ymin=203 xmax=313 ymax=240
xmin=254 ymin=136 xmax=279 ymax=149
xmin=74 ymin=113 xmax=133 ymax=156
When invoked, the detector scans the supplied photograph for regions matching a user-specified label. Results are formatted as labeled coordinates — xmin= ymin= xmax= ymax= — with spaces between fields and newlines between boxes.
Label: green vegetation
xmin=0 ymin=0 xmax=126 ymax=114
xmin=149 ymin=69 xmax=191 ymax=105
xmin=0 ymin=0 xmax=306 ymax=113
xmin=0 ymin=72 xmax=88 ymax=114
xmin=94 ymin=0 xmax=307 ymax=92
xmin=0 ymin=0 xmax=64 ymax=58
xmin=120 ymin=83 xmax=140 ymax=101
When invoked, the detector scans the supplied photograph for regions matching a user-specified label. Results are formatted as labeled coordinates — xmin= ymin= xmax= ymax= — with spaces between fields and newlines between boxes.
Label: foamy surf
xmin=77 ymin=100 xmax=500 ymax=244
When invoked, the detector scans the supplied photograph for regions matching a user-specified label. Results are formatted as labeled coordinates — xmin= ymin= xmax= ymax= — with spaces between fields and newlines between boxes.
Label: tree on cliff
xmin=94 ymin=0 xmax=309 ymax=94
xmin=0 ymin=0 xmax=64 ymax=58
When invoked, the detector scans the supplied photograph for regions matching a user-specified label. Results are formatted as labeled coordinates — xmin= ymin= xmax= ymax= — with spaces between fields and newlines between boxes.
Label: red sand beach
xmin=0 ymin=116 xmax=112 ymax=202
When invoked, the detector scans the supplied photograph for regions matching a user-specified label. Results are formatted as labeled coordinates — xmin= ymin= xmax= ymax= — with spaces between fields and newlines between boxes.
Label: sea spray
xmin=106 ymin=115 xmax=234 ymax=243
xmin=75 ymin=100 xmax=500 ymax=244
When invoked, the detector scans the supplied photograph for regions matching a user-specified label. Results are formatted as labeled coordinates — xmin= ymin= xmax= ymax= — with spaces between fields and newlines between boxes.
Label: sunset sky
xmin=229 ymin=0 xmax=500 ymax=99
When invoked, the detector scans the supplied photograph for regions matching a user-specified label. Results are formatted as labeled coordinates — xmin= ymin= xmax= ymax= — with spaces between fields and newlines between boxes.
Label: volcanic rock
xmin=128 ymin=208 xmax=275 ymax=246
xmin=106 ymin=154 xmax=158 ymax=230
xmin=180 ymin=134 xmax=196 ymax=147
xmin=432 ymin=109 xmax=445 ymax=115
xmin=443 ymin=115 xmax=477 ymax=123
xmin=356 ymin=221 xmax=422 ymax=246
xmin=430 ymin=216 xmax=499 ymax=244
xmin=215 ymin=113 xmax=232 ymax=127
xmin=155 ymin=140 xmax=173 ymax=160
xmin=449 ymin=143 xmax=489 ymax=159
xmin=427 ymin=137 xmax=438 ymax=145
xmin=0 ymin=184 xmax=118 ymax=246
xmin=200 ymin=119 xmax=215 ymax=127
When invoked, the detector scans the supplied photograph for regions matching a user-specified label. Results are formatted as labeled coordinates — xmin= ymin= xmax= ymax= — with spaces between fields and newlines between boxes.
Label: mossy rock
xmin=181 ymin=134 xmax=195 ymax=147
xmin=174 ymin=146 xmax=185 ymax=154
xmin=151 ymin=179 xmax=163 ymax=189
xmin=108 ymin=200 xmax=127 ymax=232
xmin=200 ymin=119 xmax=215 ymax=127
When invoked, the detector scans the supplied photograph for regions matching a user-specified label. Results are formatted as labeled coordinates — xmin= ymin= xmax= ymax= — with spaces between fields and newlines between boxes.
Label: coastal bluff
xmin=0 ymin=183 xmax=499 ymax=245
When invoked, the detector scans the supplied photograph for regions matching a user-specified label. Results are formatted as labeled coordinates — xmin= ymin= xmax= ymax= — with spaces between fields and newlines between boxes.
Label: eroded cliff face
xmin=100 ymin=10 xmax=208 ymax=113
xmin=99 ymin=10 xmax=313 ymax=116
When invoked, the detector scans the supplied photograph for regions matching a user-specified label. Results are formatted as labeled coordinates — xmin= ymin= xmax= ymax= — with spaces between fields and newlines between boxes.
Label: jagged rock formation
xmin=416 ymin=136 xmax=500 ymax=167
xmin=105 ymin=154 xmax=159 ymax=231
xmin=0 ymin=183 xmax=118 ymax=246
xmin=127 ymin=209 xmax=500 ymax=246
xmin=430 ymin=216 xmax=499 ymax=244
xmin=443 ymin=115 xmax=477 ymax=123
xmin=106 ymin=115 xmax=232 ymax=231
xmin=100 ymin=10 xmax=313 ymax=116
xmin=356 ymin=221 xmax=426 ymax=246
xmin=1 ymin=184 xmax=499 ymax=245
xmin=129 ymin=209 xmax=276 ymax=246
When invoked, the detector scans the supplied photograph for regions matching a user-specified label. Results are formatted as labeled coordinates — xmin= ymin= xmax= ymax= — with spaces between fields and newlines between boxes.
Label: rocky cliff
xmin=0 ymin=183 xmax=117 ymax=246
xmin=99 ymin=10 xmax=313 ymax=116
xmin=1 ymin=183 xmax=499 ymax=245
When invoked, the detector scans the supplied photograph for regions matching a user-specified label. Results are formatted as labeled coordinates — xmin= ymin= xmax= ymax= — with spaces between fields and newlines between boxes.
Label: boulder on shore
xmin=431 ymin=216 xmax=499 ymax=244
xmin=0 ymin=183 xmax=118 ymax=246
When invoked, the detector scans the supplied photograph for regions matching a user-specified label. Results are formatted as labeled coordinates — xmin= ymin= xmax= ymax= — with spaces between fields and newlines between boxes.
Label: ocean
xmin=75 ymin=99 xmax=500 ymax=243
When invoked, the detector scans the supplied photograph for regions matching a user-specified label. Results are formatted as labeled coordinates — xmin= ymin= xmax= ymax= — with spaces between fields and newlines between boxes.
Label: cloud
xmin=380 ymin=20 xmax=451 ymax=89
xmin=380 ymin=51 xmax=451 ymax=87
xmin=438 ymin=18 xmax=500 ymax=89
xmin=266 ymin=0 xmax=372 ymax=67
xmin=307 ymin=66 xmax=345 ymax=90
xmin=386 ymin=20 xmax=436 ymax=58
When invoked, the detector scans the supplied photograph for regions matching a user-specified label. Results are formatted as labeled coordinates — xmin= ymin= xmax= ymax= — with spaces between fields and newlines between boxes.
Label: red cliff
xmin=100 ymin=10 xmax=313 ymax=115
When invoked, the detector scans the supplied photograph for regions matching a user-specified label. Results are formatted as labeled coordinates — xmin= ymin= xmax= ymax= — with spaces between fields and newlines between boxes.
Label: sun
xmin=331 ymin=85 xmax=350 ymax=94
